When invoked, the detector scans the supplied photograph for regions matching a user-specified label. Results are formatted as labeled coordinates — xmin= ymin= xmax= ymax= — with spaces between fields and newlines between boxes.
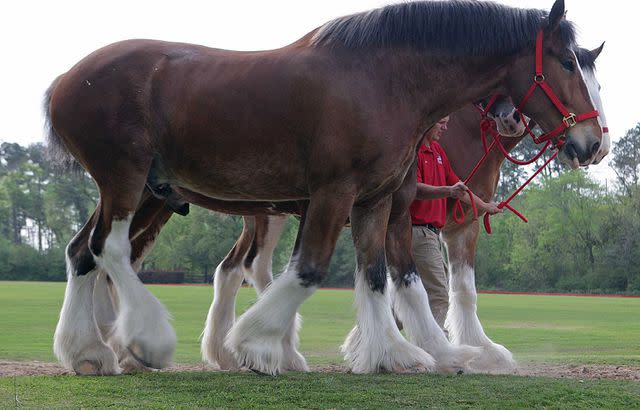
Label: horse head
xmin=478 ymin=95 xmax=527 ymax=138
xmin=504 ymin=0 xmax=604 ymax=169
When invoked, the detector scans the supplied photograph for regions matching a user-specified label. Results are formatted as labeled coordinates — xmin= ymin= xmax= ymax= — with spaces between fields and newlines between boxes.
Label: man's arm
xmin=458 ymin=191 xmax=502 ymax=215
xmin=416 ymin=181 xmax=468 ymax=200
xmin=416 ymin=181 xmax=503 ymax=215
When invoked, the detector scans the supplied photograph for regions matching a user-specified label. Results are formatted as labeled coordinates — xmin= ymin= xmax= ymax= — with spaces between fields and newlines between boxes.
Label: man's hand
xmin=448 ymin=181 xmax=468 ymax=199
xmin=482 ymin=202 xmax=503 ymax=215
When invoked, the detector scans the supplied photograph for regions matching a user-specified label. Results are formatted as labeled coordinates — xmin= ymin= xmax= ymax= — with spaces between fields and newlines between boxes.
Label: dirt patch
xmin=515 ymin=363 xmax=640 ymax=381
xmin=2 ymin=361 xmax=640 ymax=380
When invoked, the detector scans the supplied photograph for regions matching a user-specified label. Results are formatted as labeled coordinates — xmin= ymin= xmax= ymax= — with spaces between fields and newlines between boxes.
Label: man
xmin=411 ymin=116 xmax=501 ymax=332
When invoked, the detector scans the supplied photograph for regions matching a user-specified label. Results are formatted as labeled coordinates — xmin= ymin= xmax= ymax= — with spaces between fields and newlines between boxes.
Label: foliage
xmin=610 ymin=123 xmax=640 ymax=197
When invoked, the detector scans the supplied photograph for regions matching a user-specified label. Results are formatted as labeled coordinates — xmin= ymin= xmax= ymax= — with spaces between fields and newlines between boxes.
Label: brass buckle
xmin=563 ymin=113 xmax=577 ymax=128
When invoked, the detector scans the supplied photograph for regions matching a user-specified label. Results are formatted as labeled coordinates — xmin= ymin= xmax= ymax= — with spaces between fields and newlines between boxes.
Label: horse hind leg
xmin=93 ymin=194 xmax=176 ymax=373
xmin=202 ymin=216 xmax=257 ymax=369
xmin=54 ymin=202 xmax=120 ymax=375
xmin=90 ymin=173 xmax=176 ymax=370
xmin=443 ymin=223 xmax=516 ymax=373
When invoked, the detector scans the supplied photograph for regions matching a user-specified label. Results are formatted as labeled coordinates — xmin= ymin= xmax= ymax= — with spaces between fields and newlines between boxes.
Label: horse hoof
xmin=465 ymin=343 xmax=517 ymax=374
xmin=75 ymin=360 xmax=99 ymax=375
xmin=249 ymin=367 xmax=272 ymax=376
xmin=74 ymin=359 xmax=121 ymax=376
xmin=126 ymin=341 xmax=172 ymax=369
xmin=119 ymin=353 xmax=153 ymax=374
xmin=396 ymin=363 xmax=430 ymax=374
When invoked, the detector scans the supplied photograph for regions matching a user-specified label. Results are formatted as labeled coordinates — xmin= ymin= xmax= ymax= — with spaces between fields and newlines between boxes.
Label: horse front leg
xmin=385 ymin=179 xmax=482 ymax=374
xmin=244 ymin=215 xmax=308 ymax=372
xmin=225 ymin=188 xmax=354 ymax=375
xmin=342 ymin=196 xmax=434 ymax=374
xmin=443 ymin=221 xmax=516 ymax=373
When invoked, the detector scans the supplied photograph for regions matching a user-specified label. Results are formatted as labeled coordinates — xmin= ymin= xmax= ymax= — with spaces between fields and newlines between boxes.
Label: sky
xmin=1 ymin=0 xmax=636 ymax=184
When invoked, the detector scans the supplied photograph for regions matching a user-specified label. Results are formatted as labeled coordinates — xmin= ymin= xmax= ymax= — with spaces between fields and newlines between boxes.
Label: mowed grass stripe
xmin=1 ymin=281 xmax=639 ymax=365
xmin=2 ymin=372 xmax=640 ymax=409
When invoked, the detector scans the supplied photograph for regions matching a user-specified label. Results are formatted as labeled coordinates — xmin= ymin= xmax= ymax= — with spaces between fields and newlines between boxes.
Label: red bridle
xmin=452 ymin=30 xmax=601 ymax=233
xmin=516 ymin=30 xmax=600 ymax=147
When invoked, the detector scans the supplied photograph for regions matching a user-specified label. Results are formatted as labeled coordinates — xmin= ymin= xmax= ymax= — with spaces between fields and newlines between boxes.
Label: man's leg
xmin=411 ymin=227 xmax=449 ymax=332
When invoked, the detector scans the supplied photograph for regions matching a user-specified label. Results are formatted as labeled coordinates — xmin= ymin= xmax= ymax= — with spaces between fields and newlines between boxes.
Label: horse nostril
xmin=591 ymin=142 xmax=600 ymax=156
xmin=564 ymin=141 xmax=577 ymax=159
xmin=513 ymin=112 xmax=521 ymax=123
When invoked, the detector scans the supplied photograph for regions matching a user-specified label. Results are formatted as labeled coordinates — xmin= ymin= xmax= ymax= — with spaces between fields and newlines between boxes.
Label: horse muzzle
xmin=559 ymin=127 xmax=602 ymax=168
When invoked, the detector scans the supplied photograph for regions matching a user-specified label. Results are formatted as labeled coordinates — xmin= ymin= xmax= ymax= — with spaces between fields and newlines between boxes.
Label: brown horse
xmin=46 ymin=0 xmax=603 ymax=375
xmin=197 ymin=44 xmax=607 ymax=374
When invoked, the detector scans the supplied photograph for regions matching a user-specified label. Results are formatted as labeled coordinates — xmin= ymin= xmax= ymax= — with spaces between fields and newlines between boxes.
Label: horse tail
xmin=43 ymin=74 xmax=83 ymax=173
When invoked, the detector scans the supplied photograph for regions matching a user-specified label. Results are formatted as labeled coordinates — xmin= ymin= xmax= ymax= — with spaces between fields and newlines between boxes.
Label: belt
xmin=412 ymin=223 xmax=441 ymax=235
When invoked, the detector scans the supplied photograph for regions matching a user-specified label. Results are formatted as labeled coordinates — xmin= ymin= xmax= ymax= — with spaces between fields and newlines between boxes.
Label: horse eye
xmin=562 ymin=60 xmax=575 ymax=72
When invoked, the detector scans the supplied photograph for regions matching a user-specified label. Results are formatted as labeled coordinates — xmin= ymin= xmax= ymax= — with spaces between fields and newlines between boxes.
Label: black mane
xmin=311 ymin=0 xmax=576 ymax=57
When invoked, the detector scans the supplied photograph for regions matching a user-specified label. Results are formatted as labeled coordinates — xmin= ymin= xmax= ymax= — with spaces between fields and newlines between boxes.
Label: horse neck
xmin=367 ymin=50 xmax=515 ymax=126
xmin=443 ymin=106 xmax=526 ymax=201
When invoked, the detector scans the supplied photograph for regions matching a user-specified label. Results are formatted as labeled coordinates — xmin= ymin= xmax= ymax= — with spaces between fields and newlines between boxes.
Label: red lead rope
xmin=451 ymin=29 xmax=601 ymax=234
xmin=453 ymin=104 xmax=556 ymax=233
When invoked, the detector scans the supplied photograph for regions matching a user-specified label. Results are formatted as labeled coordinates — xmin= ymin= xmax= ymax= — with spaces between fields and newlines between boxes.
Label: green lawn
xmin=2 ymin=281 xmax=640 ymax=409
xmin=1 ymin=281 xmax=638 ymax=365
xmin=2 ymin=372 xmax=640 ymax=409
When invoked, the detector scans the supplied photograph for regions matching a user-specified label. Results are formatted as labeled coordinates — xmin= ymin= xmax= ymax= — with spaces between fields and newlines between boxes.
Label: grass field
xmin=1 ymin=281 xmax=640 ymax=408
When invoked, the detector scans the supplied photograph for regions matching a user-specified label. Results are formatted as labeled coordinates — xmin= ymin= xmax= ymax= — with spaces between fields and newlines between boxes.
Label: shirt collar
xmin=420 ymin=143 xmax=434 ymax=154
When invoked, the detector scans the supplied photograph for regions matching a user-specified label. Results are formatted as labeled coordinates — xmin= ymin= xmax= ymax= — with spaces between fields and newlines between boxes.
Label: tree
xmin=611 ymin=123 xmax=640 ymax=197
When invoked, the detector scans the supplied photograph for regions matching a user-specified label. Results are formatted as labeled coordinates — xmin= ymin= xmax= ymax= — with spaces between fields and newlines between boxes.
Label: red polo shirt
xmin=410 ymin=141 xmax=460 ymax=228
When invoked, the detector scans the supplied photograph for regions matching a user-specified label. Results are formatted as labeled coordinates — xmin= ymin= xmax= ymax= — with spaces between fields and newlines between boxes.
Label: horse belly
xmin=160 ymin=143 xmax=309 ymax=201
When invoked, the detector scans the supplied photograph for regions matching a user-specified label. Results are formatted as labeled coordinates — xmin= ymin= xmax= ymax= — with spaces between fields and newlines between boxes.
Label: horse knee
xmin=297 ymin=269 xmax=328 ymax=287
xmin=363 ymin=251 xmax=387 ymax=293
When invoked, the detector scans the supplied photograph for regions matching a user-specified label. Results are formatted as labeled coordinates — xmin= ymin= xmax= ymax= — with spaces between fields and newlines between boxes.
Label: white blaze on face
xmin=581 ymin=66 xmax=609 ymax=164
xmin=576 ymin=51 xmax=609 ymax=165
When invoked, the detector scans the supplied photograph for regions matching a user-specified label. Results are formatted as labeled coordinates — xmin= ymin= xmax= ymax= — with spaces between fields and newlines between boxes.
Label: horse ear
xmin=590 ymin=42 xmax=605 ymax=61
xmin=547 ymin=0 xmax=565 ymax=32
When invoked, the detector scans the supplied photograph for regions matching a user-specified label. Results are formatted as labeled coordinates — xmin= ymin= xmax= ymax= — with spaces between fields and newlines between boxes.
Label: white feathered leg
xmin=96 ymin=215 xmax=176 ymax=369
xmin=201 ymin=263 xmax=245 ymax=369
xmin=446 ymin=264 xmax=516 ymax=373
xmin=247 ymin=215 xmax=308 ymax=372
xmin=54 ymin=259 xmax=120 ymax=375
xmin=390 ymin=273 xmax=483 ymax=373
xmin=225 ymin=264 xmax=314 ymax=375
xmin=342 ymin=273 xmax=435 ymax=373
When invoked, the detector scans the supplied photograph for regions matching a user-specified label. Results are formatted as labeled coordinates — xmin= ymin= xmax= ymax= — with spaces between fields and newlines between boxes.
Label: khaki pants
xmin=411 ymin=226 xmax=449 ymax=332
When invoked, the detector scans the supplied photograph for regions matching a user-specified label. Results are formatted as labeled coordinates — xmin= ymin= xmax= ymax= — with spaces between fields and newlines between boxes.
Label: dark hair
xmin=311 ymin=0 xmax=576 ymax=57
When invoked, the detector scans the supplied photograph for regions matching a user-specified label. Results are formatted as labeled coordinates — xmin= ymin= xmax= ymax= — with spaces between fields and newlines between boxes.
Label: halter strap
xmin=517 ymin=30 xmax=599 ymax=146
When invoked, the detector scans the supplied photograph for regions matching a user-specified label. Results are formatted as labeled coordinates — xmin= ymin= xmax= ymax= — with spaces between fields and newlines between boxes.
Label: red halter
xmin=452 ymin=30 xmax=601 ymax=233
xmin=516 ymin=30 xmax=600 ymax=146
